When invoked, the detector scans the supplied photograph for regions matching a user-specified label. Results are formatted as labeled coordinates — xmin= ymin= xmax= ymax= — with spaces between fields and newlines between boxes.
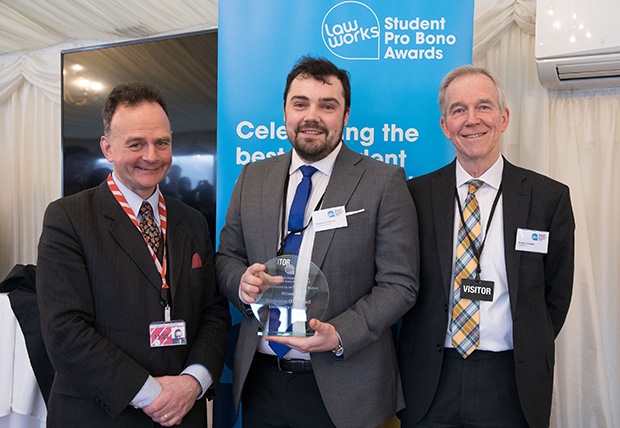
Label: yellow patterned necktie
xmin=451 ymin=179 xmax=483 ymax=358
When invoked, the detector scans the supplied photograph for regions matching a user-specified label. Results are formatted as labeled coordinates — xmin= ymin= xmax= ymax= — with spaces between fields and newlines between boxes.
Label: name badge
xmin=313 ymin=206 xmax=347 ymax=232
xmin=149 ymin=320 xmax=187 ymax=347
xmin=460 ymin=278 xmax=494 ymax=302
xmin=515 ymin=228 xmax=549 ymax=254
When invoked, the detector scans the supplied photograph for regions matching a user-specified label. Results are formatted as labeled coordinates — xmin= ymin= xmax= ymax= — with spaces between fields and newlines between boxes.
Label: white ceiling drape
xmin=474 ymin=12 xmax=619 ymax=428
xmin=473 ymin=0 xmax=536 ymax=61
xmin=0 ymin=0 xmax=217 ymax=55
xmin=0 ymin=1 xmax=618 ymax=427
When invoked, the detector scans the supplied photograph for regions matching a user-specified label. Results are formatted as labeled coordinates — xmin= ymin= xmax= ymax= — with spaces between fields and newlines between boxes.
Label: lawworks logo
xmin=322 ymin=1 xmax=380 ymax=60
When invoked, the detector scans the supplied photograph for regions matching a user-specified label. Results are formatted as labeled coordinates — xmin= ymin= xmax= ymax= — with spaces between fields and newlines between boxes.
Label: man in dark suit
xmin=398 ymin=65 xmax=575 ymax=428
xmin=216 ymin=56 xmax=419 ymax=428
xmin=36 ymin=82 xmax=231 ymax=427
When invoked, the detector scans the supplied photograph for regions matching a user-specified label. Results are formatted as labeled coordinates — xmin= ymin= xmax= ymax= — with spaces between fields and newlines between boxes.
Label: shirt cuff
xmin=182 ymin=364 xmax=213 ymax=400
xmin=130 ymin=375 xmax=162 ymax=409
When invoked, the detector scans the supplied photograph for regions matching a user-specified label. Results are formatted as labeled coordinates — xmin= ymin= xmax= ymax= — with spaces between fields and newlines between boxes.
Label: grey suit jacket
xmin=398 ymin=158 xmax=575 ymax=428
xmin=36 ymin=181 xmax=231 ymax=428
xmin=216 ymin=144 xmax=419 ymax=428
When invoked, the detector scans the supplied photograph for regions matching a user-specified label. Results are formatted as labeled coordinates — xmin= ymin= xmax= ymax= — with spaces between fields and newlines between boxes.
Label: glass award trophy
xmin=251 ymin=255 xmax=329 ymax=337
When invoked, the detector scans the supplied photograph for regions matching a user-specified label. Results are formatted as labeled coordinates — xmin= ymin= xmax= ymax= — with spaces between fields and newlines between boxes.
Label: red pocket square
xmin=191 ymin=253 xmax=202 ymax=268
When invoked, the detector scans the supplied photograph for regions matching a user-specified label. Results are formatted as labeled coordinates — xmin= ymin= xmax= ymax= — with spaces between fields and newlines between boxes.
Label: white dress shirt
xmin=255 ymin=143 xmax=342 ymax=359
xmin=444 ymin=156 xmax=514 ymax=352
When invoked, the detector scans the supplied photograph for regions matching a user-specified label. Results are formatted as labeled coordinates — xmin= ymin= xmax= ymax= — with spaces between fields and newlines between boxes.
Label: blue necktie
xmin=270 ymin=165 xmax=317 ymax=358
xmin=267 ymin=308 xmax=290 ymax=358
xmin=282 ymin=165 xmax=318 ymax=255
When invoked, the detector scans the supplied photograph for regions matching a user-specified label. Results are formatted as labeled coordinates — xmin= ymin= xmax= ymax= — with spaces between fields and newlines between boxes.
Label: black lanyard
xmin=454 ymin=183 xmax=503 ymax=280
xmin=277 ymin=169 xmax=325 ymax=256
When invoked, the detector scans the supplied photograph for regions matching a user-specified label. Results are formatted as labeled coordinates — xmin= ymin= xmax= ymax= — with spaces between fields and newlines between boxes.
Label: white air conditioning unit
xmin=535 ymin=0 xmax=620 ymax=90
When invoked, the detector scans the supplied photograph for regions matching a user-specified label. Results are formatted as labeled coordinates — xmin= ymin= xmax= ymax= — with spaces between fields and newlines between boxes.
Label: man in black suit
xmin=398 ymin=65 xmax=575 ymax=428
xmin=36 ymin=82 xmax=230 ymax=427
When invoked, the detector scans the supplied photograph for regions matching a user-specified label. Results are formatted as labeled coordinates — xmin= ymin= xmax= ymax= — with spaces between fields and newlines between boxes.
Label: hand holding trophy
xmin=251 ymin=255 xmax=329 ymax=337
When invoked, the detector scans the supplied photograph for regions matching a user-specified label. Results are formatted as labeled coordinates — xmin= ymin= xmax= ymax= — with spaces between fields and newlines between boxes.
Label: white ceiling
xmin=0 ymin=0 xmax=218 ymax=55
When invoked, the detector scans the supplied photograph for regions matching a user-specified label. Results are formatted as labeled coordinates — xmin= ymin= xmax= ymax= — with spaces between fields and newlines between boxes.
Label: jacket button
xmin=443 ymin=304 xmax=449 ymax=312
xmin=436 ymin=344 xmax=444 ymax=352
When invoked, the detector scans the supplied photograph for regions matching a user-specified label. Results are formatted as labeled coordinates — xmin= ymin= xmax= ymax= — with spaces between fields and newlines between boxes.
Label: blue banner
xmin=216 ymin=2 xmax=474 ymax=426
xmin=218 ymin=0 xmax=474 ymax=233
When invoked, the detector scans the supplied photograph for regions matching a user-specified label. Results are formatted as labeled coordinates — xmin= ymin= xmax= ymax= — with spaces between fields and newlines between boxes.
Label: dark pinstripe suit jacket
xmin=37 ymin=181 xmax=230 ymax=428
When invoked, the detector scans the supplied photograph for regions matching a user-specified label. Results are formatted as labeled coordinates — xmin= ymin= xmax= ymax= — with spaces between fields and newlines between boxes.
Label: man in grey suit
xmin=37 ymin=82 xmax=231 ymax=427
xmin=398 ymin=65 xmax=575 ymax=428
xmin=216 ymin=56 xmax=419 ymax=428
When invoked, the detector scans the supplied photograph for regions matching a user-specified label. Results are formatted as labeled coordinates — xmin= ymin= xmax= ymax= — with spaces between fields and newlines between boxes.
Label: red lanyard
xmin=106 ymin=174 xmax=170 ymax=313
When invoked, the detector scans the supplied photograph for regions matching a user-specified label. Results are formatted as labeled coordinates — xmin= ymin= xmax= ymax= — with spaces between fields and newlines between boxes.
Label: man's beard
xmin=289 ymin=121 xmax=343 ymax=162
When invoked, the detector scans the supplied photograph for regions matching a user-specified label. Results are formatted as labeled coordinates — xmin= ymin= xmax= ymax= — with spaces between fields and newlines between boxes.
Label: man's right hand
xmin=239 ymin=263 xmax=283 ymax=304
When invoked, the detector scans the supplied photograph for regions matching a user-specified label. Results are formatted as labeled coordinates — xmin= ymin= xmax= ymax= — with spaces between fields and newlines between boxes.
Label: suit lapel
xmin=165 ymin=198 xmax=186 ymax=303
xmin=262 ymin=153 xmax=291 ymax=260
xmin=312 ymin=145 xmax=364 ymax=269
xmin=433 ymin=161 xmax=458 ymax=301
xmin=501 ymin=158 xmax=530 ymax=315
xmin=101 ymin=183 xmax=164 ymax=292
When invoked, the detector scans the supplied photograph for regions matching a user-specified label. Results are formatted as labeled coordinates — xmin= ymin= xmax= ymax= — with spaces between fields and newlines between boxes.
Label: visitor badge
xmin=460 ymin=278 xmax=494 ymax=301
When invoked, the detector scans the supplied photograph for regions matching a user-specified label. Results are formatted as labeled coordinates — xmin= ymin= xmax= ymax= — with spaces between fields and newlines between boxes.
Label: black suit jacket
xmin=36 ymin=181 xmax=231 ymax=428
xmin=398 ymin=158 xmax=575 ymax=428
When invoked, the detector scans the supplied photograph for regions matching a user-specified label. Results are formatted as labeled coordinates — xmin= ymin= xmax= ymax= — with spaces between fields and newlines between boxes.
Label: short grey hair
xmin=438 ymin=65 xmax=507 ymax=117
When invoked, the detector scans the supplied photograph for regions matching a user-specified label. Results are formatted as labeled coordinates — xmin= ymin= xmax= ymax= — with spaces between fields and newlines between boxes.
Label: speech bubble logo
xmin=322 ymin=1 xmax=380 ymax=60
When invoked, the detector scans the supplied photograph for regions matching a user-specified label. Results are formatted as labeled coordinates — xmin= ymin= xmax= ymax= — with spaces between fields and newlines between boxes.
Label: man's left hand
xmin=265 ymin=318 xmax=339 ymax=353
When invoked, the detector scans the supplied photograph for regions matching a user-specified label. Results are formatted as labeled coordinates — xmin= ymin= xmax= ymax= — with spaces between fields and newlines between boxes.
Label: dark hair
xmin=102 ymin=82 xmax=168 ymax=136
xmin=283 ymin=56 xmax=351 ymax=111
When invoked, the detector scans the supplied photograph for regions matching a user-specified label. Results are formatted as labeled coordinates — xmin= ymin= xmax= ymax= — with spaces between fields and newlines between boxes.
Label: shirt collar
xmin=112 ymin=171 xmax=161 ymax=222
xmin=290 ymin=141 xmax=342 ymax=177
xmin=456 ymin=155 xmax=503 ymax=191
